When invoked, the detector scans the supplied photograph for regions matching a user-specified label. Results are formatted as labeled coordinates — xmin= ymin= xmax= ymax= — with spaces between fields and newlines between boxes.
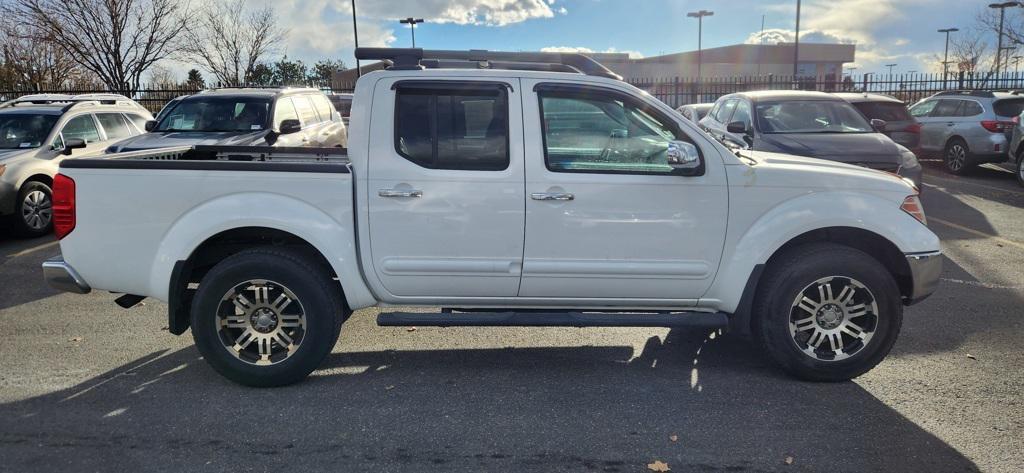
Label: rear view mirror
xmin=666 ymin=140 xmax=703 ymax=176
xmin=144 ymin=120 xmax=157 ymax=132
xmin=726 ymin=121 xmax=749 ymax=134
xmin=279 ymin=119 xmax=302 ymax=135
xmin=63 ymin=138 xmax=87 ymax=155
xmin=870 ymin=118 xmax=887 ymax=131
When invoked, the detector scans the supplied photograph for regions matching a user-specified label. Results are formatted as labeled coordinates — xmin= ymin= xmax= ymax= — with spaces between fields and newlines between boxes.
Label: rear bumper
xmin=905 ymin=251 xmax=942 ymax=305
xmin=42 ymin=255 xmax=91 ymax=294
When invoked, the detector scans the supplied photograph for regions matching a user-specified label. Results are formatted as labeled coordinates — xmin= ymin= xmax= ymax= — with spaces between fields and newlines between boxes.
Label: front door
xmin=910 ymin=99 xmax=943 ymax=152
xmin=519 ymin=81 xmax=728 ymax=302
xmin=367 ymin=77 xmax=525 ymax=298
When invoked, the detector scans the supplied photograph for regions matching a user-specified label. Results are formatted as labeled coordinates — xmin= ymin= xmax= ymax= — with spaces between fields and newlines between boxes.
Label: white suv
xmin=0 ymin=94 xmax=153 ymax=237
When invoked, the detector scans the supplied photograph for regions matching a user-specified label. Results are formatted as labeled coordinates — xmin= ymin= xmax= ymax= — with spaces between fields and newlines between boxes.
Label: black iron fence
xmin=627 ymin=71 xmax=1024 ymax=108
xmin=0 ymin=85 xmax=353 ymax=114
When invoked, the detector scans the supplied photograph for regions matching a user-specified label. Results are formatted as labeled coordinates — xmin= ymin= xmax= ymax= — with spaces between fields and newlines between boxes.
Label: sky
xmin=252 ymin=0 xmax=1007 ymax=76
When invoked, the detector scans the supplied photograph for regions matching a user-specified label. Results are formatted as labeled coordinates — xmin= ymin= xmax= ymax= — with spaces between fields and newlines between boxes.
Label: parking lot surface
xmin=0 ymin=161 xmax=1021 ymax=472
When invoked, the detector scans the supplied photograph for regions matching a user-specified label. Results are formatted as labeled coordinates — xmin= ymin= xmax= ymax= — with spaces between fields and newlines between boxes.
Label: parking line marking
xmin=6 ymin=240 xmax=58 ymax=258
xmin=929 ymin=217 xmax=1024 ymax=250
xmin=923 ymin=173 xmax=1024 ymax=197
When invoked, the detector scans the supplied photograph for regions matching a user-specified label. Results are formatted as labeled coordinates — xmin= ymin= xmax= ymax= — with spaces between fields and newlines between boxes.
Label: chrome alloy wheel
xmin=21 ymin=190 xmax=52 ymax=230
xmin=789 ymin=276 xmax=878 ymax=362
xmin=217 ymin=280 xmax=306 ymax=366
xmin=947 ymin=143 xmax=967 ymax=172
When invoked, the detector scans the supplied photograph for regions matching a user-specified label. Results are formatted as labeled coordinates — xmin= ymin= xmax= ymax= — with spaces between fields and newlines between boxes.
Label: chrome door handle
xmin=379 ymin=189 xmax=423 ymax=198
xmin=531 ymin=192 xmax=574 ymax=201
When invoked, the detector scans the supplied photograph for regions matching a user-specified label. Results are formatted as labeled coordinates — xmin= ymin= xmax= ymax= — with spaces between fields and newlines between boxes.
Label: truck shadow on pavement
xmin=0 ymin=327 xmax=980 ymax=472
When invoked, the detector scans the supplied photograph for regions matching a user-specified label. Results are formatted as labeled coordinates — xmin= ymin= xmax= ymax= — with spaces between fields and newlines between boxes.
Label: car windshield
xmin=155 ymin=97 xmax=271 ymax=132
xmin=756 ymin=100 xmax=873 ymax=134
xmin=0 ymin=114 xmax=59 ymax=149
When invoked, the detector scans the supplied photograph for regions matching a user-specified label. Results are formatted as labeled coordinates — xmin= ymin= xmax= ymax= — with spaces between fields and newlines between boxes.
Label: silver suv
xmin=0 ymin=94 xmax=153 ymax=237
xmin=909 ymin=90 xmax=1024 ymax=175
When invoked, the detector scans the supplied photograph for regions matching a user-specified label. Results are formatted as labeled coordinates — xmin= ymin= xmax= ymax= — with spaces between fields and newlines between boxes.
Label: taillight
xmin=980 ymin=120 xmax=1015 ymax=133
xmin=52 ymin=173 xmax=75 ymax=239
xmin=901 ymin=195 xmax=926 ymax=225
xmin=903 ymin=123 xmax=922 ymax=134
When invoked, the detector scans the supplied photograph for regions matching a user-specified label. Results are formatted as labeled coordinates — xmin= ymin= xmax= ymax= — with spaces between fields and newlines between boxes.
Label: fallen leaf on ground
xmin=68 ymin=337 xmax=83 ymax=342
xmin=385 ymin=385 xmax=395 ymax=390
xmin=669 ymin=435 xmax=678 ymax=442
xmin=966 ymin=354 xmax=977 ymax=360
xmin=784 ymin=455 xmax=794 ymax=465
xmin=647 ymin=460 xmax=670 ymax=472
xmin=406 ymin=327 xmax=417 ymax=332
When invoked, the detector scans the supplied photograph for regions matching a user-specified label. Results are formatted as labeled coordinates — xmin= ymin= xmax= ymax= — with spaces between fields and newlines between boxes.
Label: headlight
xmin=900 ymin=150 xmax=919 ymax=169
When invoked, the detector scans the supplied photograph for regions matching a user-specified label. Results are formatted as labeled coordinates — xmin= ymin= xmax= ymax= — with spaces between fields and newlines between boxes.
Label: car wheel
xmin=190 ymin=247 xmax=347 ymax=387
xmin=944 ymin=138 xmax=973 ymax=175
xmin=11 ymin=181 xmax=53 ymax=238
xmin=1016 ymin=154 xmax=1024 ymax=187
xmin=753 ymin=243 xmax=902 ymax=382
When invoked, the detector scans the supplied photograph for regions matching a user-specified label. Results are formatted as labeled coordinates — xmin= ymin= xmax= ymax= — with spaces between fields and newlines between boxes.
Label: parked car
xmin=699 ymin=91 xmax=922 ymax=189
xmin=0 ymin=94 xmax=152 ymax=237
xmin=43 ymin=48 xmax=940 ymax=387
xmin=908 ymin=90 xmax=1024 ymax=175
xmin=104 ymin=87 xmax=346 ymax=153
xmin=676 ymin=103 xmax=713 ymax=124
xmin=327 ymin=92 xmax=353 ymax=126
xmin=835 ymin=92 xmax=920 ymax=151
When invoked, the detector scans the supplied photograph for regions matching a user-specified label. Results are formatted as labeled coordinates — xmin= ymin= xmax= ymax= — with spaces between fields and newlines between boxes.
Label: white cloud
xmin=340 ymin=0 xmax=563 ymax=27
xmin=541 ymin=46 xmax=644 ymax=59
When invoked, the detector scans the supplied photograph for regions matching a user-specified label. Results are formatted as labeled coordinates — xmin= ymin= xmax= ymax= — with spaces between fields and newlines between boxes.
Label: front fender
xmin=705 ymin=190 xmax=939 ymax=313
xmin=149 ymin=191 xmax=376 ymax=310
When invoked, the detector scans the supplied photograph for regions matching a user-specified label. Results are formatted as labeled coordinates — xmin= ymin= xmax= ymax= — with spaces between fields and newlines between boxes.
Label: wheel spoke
xmin=840 ymin=321 xmax=867 ymax=339
xmin=836 ymin=284 xmax=854 ymax=305
xmin=279 ymin=314 xmax=302 ymax=328
xmin=274 ymin=331 xmax=294 ymax=350
xmin=271 ymin=293 xmax=292 ymax=312
xmin=258 ymin=337 xmax=272 ymax=361
xmin=793 ymin=315 xmax=816 ymax=332
xmin=807 ymin=329 xmax=827 ymax=349
xmin=233 ymin=329 xmax=256 ymax=351
xmin=252 ymin=284 xmax=270 ymax=304
xmin=846 ymin=303 xmax=868 ymax=318
xmin=828 ymin=332 xmax=843 ymax=352
xmin=232 ymin=294 xmax=252 ymax=313
xmin=223 ymin=315 xmax=247 ymax=328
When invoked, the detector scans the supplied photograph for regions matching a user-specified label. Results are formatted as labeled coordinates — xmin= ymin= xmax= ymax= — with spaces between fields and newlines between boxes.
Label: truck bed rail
xmin=61 ymin=145 xmax=350 ymax=173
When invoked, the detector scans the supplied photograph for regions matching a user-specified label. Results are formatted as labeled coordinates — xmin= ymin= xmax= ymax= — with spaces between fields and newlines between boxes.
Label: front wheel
xmin=754 ymin=243 xmax=903 ymax=381
xmin=190 ymin=247 xmax=347 ymax=387
xmin=12 ymin=181 xmax=53 ymax=238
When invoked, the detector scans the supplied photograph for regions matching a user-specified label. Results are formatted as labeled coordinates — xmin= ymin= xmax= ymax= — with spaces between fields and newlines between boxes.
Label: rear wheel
xmin=944 ymin=138 xmax=973 ymax=175
xmin=754 ymin=243 xmax=902 ymax=381
xmin=190 ymin=247 xmax=347 ymax=387
xmin=11 ymin=181 xmax=53 ymax=238
xmin=1016 ymin=153 xmax=1024 ymax=187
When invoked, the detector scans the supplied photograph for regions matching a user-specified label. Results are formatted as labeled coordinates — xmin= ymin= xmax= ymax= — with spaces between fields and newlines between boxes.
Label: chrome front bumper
xmin=42 ymin=256 xmax=91 ymax=294
xmin=905 ymin=251 xmax=942 ymax=305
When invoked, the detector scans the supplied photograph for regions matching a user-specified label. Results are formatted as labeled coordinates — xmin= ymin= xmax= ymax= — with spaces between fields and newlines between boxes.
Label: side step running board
xmin=376 ymin=311 xmax=729 ymax=328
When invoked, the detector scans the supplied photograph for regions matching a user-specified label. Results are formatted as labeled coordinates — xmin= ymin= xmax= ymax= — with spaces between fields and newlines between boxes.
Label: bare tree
xmin=7 ymin=0 xmax=189 ymax=94
xmin=0 ymin=19 xmax=86 ymax=90
xmin=950 ymin=30 xmax=991 ymax=74
xmin=181 ymin=0 xmax=287 ymax=87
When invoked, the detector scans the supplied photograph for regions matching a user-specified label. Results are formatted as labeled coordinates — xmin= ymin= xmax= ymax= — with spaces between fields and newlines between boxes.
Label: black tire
xmin=190 ymin=247 xmax=347 ymax=387
xmin=1016 ymin=153 xmax=1024 ymax=187
xmin=11 ymin=181 xmax=53 ymax=238
xmin=944 ymin=138 xmax=973 ymax=175
xmin=753 ymin=243 xmax=903 ymax=382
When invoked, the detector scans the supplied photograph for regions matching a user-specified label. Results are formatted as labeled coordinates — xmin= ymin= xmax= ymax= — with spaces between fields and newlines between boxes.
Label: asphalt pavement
xmin=0 ymin=161 xmax=1021 ymax=472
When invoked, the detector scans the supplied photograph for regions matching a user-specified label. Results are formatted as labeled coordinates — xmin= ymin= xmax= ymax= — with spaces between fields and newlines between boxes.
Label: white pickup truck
xmin=42 ymin=49 xmax=942 ymax=387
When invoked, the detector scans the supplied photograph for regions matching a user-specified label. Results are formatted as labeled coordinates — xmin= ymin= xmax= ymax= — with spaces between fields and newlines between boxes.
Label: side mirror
xmin=144 ymin=120 xmax=157 ymax=132
xmin=666 ymin=140 xmax=703 ymax=176
xmin=610 ymin=128 xmax=628 ymax=138
xmin=870 ymin=118 xmax=887 ymax=131
xmin=279 ymin=119 xmax=302 ymax=135
xmin=63 ymin=138 xmax=87 ymax=155
xmin=726 ymin=121 xmax=750 ymax=134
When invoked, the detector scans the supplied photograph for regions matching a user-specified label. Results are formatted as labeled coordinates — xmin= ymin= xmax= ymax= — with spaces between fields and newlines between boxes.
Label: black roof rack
xmin=934 ymin=90 xmax=996 ymax=98
xmin=355 ymin=48 xmax=623 ymax=81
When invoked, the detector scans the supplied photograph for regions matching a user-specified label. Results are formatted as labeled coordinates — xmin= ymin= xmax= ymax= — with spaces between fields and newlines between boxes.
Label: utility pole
xmin=989 ymin=2 xmax=1022 ymax=75
xmin=400 ymin=17 xmax=424 ymax=48
xmin=352 ymin=0 xmax=360 ymax=78
xmin=793 ymin=0 xmax=801 ymax=81
xmin=938 ymin=28 xmax=959 ymax=85
xmin=885 ymin=63 xmax=897 ymax=75
xmin=686 ymin=10 xmax=713 ymax=101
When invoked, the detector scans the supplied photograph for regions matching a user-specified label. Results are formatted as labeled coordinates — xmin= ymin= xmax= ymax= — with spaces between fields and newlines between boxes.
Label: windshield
xmin=0 ymin=114 xmax=59 ymax=149
xmin=156 ymin=97 xmax=271 ymax=132
xmin=756 ymin=100 xmax=873 ymax=134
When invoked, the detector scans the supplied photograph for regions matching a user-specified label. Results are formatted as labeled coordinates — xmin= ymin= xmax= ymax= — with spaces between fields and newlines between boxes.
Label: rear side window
xmin=96 ymin=113 xmax=133 ymax=140
xmin=291 ymin=96 xmax=319 ymax=125
xmin=852 ymin=102 xmax=911 ymax=121
xmin=394 ymin=83 xmax=509 ymax=171
xmin=125 ymin=113 xmax=149 ymax=132
xmin=310 ymin=94 xmax=334 ymax=122
xmin=61 ymin=115 xmax=101 ymax=143
xmin=993 ymin=98 xmax=1024 ymax=117
xmin=959 ymin=101 xmax=983 ymax=117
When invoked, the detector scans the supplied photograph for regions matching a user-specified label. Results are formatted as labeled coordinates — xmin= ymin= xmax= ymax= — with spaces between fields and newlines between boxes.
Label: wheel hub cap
xmin=789 ymin=276 xmax=879 ymax=362
xmin=21 ymin=190 xmax=52 ymax=230
xmin=817 ymin=303 xmax=844 ymax=329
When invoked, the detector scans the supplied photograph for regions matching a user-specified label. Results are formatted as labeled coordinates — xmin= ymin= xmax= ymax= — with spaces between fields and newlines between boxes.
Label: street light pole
xmin=885 ymin=63 xmax=897 ymax=75
xmin=793 ymin=0 xmax=802 ymax=80
xmin=686 ymin=10 xmax=713 ymax=101
xmin=352 ymin=0 xmax=360 ymax=78
xmin=399 ymin=17 xmax=424 ymax=47
xmin=938 ymin=27 xmax=959 ymax=86
xmin=989 ymin=2 xmax=1022 ymax=76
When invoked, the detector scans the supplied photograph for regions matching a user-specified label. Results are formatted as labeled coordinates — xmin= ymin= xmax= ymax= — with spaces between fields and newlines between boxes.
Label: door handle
xmin=379 ymin=189 xmax=423 ymax=198
xmin=531 ymin=192 xmax=574 ymax=201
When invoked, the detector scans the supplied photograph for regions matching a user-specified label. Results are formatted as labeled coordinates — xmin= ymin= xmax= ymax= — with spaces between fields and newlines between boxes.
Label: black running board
xmin=376 ymin=310 xmax=729 ymax=328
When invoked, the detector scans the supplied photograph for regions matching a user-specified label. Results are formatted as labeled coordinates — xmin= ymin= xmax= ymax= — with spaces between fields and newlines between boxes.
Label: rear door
xmin=518 ymin=81 xmax=728 ymax=302
xmin=366 ymin=78 xmax=525 ymax=298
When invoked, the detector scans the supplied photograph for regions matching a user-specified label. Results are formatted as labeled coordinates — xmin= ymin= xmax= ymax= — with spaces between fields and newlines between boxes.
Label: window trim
xmin=392 ymin=80 xmax=512 ymax=172
xmin=533 ymin=82 xmax=704 ymax=177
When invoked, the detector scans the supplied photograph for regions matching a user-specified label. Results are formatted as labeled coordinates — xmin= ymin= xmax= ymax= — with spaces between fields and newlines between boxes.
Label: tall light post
xmin=686 ymin=10 xmax=713 ymax=100
xmin=938 ymin=27 xmax=959 ymax=84
xmin=989 ymin=2 xmax=1022 ymax=76
xmin=793 ymin=0 xmax=802 ymax=80
xmin=352 ymin=0 xmax=360 ymax=78
xmin=885 ymin=63 xmax=897 ymax=75
xmin=399 ymin=17 xmax=424 ymax=47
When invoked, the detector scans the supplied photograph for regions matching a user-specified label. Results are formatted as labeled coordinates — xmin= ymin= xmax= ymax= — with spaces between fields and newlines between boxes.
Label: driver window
xmin=539 ymin=89 xmax=690 ymax=174
xmin=273 ymin=99 xmax=299 ymax=129
xmin=61 ymin=115 xmax=101 ymax=143
xmin=731 ymin=100 xmax=753 ymax=128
